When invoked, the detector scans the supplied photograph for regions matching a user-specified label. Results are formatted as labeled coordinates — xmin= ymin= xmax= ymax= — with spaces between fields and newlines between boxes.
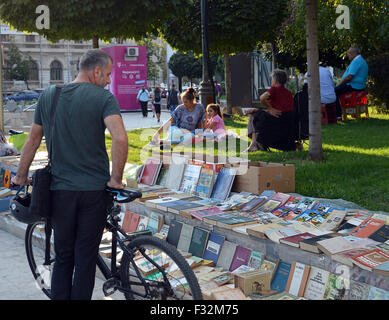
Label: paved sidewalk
xmin=0 ymin=227 xmax=115 ymax=300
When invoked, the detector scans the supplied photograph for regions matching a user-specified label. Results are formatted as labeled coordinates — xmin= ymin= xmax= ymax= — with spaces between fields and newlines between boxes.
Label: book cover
xmin=270 ymin=261 xmax=292 ymax=292
xmin=212 ymin=272 xmax=235 ymax=287
xmin=216 ymin=240 xmax=238 ymax=271
xmin=139 ymin=158 xmax=162 ymax=185
xmin=257 ymin=199 xmax=282 ymax=213
xmin=347 ymin=280 xmax=371 ymax=300
xmin=195 ymin=163 xmax=215 ymax=198
xmin=317 ymin=209 xmax=346 ymax=231
xmin=260 ymin=255 xmax=280 ymax=281
xmin=203 ymin=232 xmax=225 ymax=265
xmin=240 ymin=196 xmax=267 ymax=212
xmin=229 ymin=246 xmax=251 ymax=272
xmin=203 ymin=212 xmax=238 ymax=225
xmin=369 ymin=225 xmax=389 ymax=243
xmin=279 ymin=232 xmax=317 ymax=248
xmin=349 ymin=217 xmax=385 ymax=238
xmin=282 ymin=196 xmax=304 ymax=209
xmin=121 ymin=210 xmax=140 ymax=233
xmin=166 ymin=220 xmax=183 ymax=247
xmin=155 ymin=167 xmax=169 ymax=186
xmin=332 ymin=247 xmax=373 ymax=267
xmin=210 ymin=167 xmax=236 ymax=201
xmin=136 ymin=215 xmax=149 ymax=231
xmin=373 ymin=261 xmax=389 ymax=276
xmin=351 ymin=248 xmax=389 ymax=271
xmin=271 ymin=206 xmax=293 ymax=218
xmin=281 ymin=207 xmax=305 ymax=220
xmin=147 ymin=212 xmax=164 ymax=234
xmin=216 ymin=215 xmax=257 ymax=230
xmin=177 ymin=224 xmax=194 ymax=253
xmin=188 ymin=226 xmax=210 ymax=258
xmin=162 ymin=200 xmax=204 ymax=214
xmin=323 ymin=273 xmax=347 ymax=300
xmin=190 ymin=206 xmax=224 ymax=221
xmin=270 ymin=192 xmax=291 ymax=206
xmin=179 ymin=163 xmax=202 ymax=194
xmin=159 ymin=224 xmax=170 ymax=238
xmin=3 ymin=170 xmax=10 ymax=188
xmin=165 ymin=154 xmax=186 ymax=190
xmin=285 ymin=262 xmax=311 ymax=297
xmin=295 ymin=197 xmax=317 ymax=211
xmin=145 ymin=197 xmax=179 ymax=210
xmin=316 ymin=236 xmax=356 ymax=256
xmin=293 ymin=208 xmax=322 ymax=223
xmin=259 ymin=190 xmax=276 ymax=198
xmin=211 ymin=288 xmax=246 ymax=300
xmin=367 ymin=286 xmax=389 ymax=300
xmin=303 ymin=266 xmax=330 ymax=300
xmin=247 ymin=250 xmax=263 ymax=270
xmin=299 ymin=233 xmax=338 ymax=253
xmin=0 ymin=168 xmax=5 ymax=187
xmin=123 ymin=163 xmax=142 ymax=181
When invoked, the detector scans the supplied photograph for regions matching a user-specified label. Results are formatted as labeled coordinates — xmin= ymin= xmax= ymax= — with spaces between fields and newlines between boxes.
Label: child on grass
xmin=205 ymin=103 xmax=226 ymax=140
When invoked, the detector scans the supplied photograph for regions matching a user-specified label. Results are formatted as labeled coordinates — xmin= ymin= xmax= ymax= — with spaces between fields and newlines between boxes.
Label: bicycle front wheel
xmin=25 ymin=220 xmax=55 ymax=299
xmin=120 ymin=236 xmax=203 ymax=300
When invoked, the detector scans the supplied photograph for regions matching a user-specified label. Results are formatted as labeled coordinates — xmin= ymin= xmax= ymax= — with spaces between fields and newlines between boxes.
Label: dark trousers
xmin=140 ymin=101 xmax=148 ymax=117
xmin=335 ymin=83 xmax=361 ymax=117
xmin=50 ymin=190 xmax=110 ymax=300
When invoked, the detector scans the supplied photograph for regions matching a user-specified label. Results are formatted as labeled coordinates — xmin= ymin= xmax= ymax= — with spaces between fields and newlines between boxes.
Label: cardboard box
xmin=231 ymin=161 xmax=295 ymax=194
xmin=234 ymin=270 xmax=272 ymax=295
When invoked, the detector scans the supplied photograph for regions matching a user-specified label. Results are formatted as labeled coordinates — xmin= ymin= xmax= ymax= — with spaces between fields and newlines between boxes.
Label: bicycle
xmin=23 ymin=187 xmax=203 ymax=300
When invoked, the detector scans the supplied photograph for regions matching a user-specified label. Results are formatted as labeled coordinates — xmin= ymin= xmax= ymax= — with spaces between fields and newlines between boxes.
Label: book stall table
xmin=125 ymin=199 xmax=389 ymax=299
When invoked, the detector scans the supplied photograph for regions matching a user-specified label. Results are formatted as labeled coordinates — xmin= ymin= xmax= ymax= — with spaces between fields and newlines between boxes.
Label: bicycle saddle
xmin=105 ymin=186 xmax=142 ymax=203
xmin=9 ymin=129 xmax=24 ymax=135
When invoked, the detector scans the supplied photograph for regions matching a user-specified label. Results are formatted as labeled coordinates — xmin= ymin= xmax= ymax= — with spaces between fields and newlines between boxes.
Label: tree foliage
xmin=160 ymin=0 xmax=289 ymax=55
xmin=271 ymin=0 xmax=389 ymax=72
xmin=136 ymin=35 xmax=167 ymax=85
xmin=168 ymin=51 xmax=201 ymax=91
xmin=0 ymin=0 xmax=179 ymax=43
xmin=6 ymin=43 xmax=34 ymax=89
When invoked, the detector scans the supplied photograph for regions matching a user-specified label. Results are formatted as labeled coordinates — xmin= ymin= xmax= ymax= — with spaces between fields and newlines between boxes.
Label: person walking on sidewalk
xmin=167 ymin=84 xmax=180 ymax=114
xmin=11 ymin=49 xmax=128 ymax=300
xmin=152 ymin=86 xmax=162 ymax=123
xmin=137 ymin=85 xmax=150 ymax=117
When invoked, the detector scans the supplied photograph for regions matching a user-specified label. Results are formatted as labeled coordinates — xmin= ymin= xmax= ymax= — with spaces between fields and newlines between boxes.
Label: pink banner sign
xmin=102 ymin=45 xmax=148 ymax=111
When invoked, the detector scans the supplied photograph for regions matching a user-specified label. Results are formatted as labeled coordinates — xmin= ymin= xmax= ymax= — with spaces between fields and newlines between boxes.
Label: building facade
xmin=0 ymin=24 xmax=168 ymax=92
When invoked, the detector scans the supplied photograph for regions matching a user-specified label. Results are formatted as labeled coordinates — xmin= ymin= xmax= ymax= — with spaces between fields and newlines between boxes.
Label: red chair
xmin=340 ymin=90 xmax=369 ymax=120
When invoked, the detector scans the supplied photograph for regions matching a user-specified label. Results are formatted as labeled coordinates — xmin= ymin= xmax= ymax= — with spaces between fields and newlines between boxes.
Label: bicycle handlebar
xmin=105 ymin=186 xmax=142 ymax=203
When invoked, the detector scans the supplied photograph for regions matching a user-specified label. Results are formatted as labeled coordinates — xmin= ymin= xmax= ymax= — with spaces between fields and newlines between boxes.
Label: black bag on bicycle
xmin=29 ymin=85 xmax=63 ymax=219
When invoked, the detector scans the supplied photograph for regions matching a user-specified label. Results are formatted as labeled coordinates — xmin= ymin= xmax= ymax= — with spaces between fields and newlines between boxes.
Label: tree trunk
xmin=178 ymin=77 xmax=182 ymax=93
xmin=305 ymin=0 xmax=323 ymax=161
xmin=92 ymin=35 xmax=99 ymax=49
xmin=224 ymin=49 xmax=232 ymax=114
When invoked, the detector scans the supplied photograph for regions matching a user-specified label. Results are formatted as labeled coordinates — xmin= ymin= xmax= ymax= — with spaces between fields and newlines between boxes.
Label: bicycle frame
xmin=95 ymin=205 xmax=171 ymax=299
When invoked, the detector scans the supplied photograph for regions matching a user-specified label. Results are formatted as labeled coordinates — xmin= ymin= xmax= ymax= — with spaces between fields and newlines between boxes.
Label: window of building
xmin=25 ymin=35 xmax=36 ymax=42
xmin=28 ymin=60 xmax=39 ymax=81
xmin=50 ymin=60 xmax=62 ymax=81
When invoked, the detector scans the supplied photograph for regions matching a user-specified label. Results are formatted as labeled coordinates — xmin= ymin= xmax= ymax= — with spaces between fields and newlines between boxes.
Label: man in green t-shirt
xmin=12 ymin=49 xmax=128 ymax=300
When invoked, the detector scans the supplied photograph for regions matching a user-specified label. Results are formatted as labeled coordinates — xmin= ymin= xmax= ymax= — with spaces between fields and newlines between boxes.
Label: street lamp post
xmin=198 ymin=0 xmax=214 ymax=108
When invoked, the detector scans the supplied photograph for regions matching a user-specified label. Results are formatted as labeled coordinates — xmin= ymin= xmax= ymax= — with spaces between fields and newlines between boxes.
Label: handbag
xmin=29 ymin=85 xmax=63 ymax=218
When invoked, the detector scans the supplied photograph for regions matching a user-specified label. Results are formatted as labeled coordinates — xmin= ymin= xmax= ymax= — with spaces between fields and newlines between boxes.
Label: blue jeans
xmin=169 ymin=105 xmax=177 ymax=115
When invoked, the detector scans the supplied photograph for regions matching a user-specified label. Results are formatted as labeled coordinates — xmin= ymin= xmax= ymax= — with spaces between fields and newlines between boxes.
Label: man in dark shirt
xmin=12 ymin=49 xmax=128 ymax=300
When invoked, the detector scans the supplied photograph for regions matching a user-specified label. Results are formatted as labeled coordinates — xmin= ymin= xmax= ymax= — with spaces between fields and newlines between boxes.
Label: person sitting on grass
xmin=151 ymin=87 xmax=205 ymax=149
xmin=244 ymin=69 xmax=297 ymax=152
xmin=204 ymin=103 xmax=226 ymax=140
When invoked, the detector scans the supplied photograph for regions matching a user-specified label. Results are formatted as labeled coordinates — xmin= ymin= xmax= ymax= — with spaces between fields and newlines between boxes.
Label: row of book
xmin=135 ymin=155 xmax=237 ymax=201
xmin=130 ymin=184 xmax=389 ymax=277
xmin=102 ymin=211 xmax=389 ymax=300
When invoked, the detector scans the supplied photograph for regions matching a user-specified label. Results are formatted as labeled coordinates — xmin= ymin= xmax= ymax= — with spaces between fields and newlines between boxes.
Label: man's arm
xmin=104 ymin=114 xmax=128 ymax=189
xmin=12 ymin=123 xmax=44 ymax=186
xmin=339 ymin=74 xmax=354 ymax=86
xmin=260 ymin=91 xmax=281 ymax=118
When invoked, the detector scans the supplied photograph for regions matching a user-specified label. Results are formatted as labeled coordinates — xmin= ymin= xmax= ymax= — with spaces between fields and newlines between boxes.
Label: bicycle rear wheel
xmin=120 ymin=236 xmax=203 ymax=300
xmin=25 ymin=220 xmax=54 ymax=299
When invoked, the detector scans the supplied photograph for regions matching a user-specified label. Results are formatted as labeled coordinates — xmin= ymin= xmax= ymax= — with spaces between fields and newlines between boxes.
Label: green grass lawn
xmin=107 ymin=107 xmax=389 ymax=213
